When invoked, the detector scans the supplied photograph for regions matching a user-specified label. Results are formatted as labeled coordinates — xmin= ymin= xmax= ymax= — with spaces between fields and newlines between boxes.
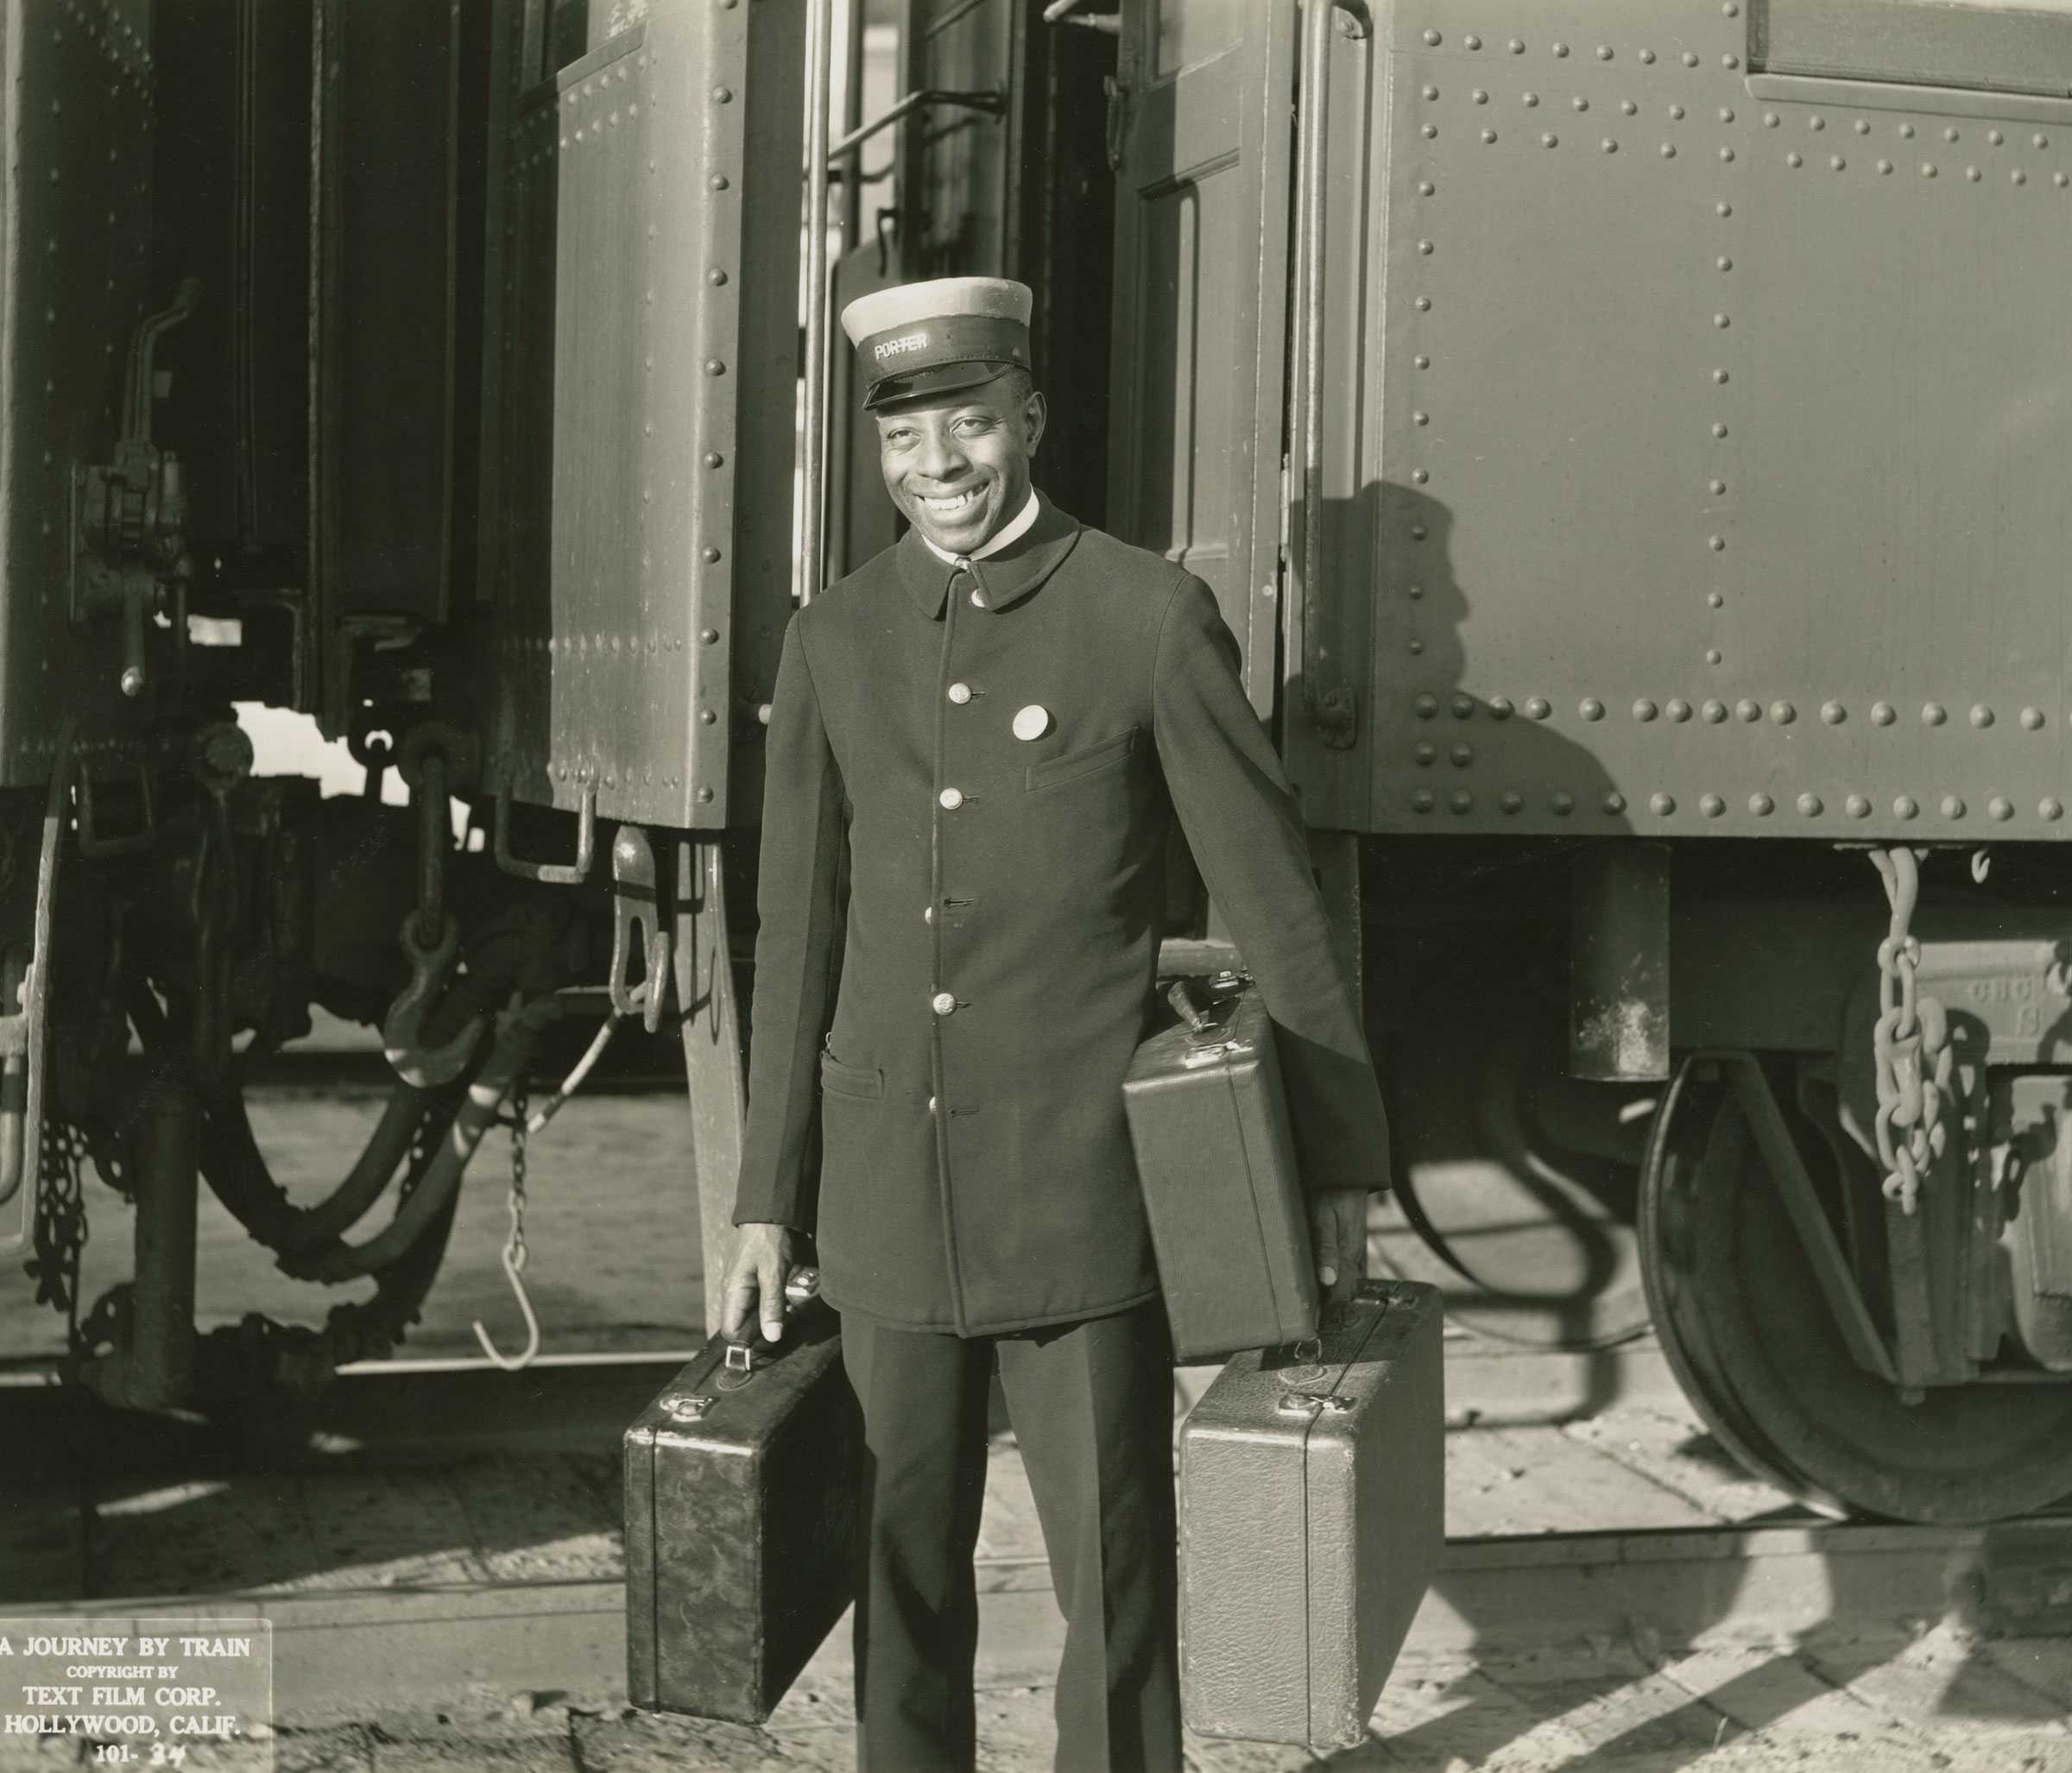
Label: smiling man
xmin=720 ymin=278 xmax=1392 ymax=1773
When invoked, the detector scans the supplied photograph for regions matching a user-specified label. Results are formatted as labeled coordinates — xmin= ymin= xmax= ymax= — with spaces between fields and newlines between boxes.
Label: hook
xmin=472 ymin=1208 xmax=541 ymax=1372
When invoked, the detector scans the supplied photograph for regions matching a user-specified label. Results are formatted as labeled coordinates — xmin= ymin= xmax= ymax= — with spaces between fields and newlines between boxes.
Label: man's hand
xmin=720 ymin=1222 xmax=800 ymax=1344
xmin=1307 ymin=1188 xmax=1370 ymax=1309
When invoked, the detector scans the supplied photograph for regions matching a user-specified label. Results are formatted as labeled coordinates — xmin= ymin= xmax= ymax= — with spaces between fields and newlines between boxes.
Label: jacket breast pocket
xmin=1024 ymin=726 xmax=1140 ymax=792
xmin=819 ymin=1050 xmax=884 ymax=1101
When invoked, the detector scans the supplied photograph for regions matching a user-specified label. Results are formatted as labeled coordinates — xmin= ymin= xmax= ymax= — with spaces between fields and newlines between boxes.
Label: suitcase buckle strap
xmin=1276 ymin=1391 xmax=1354 ymax=1417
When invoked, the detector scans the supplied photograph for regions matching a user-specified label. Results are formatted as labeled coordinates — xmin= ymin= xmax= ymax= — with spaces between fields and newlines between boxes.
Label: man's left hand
xmin=1308 ymin=1187 xmax=1371 ymax=1308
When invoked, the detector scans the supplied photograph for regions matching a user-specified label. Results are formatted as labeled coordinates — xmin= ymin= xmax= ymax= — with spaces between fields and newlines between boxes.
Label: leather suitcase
xmin=1178 ymin=1278 xmax=1444 ymax=1750
xmin=1122 ymin=974 xmax=1320 ymax=1361
xmin=623 ymin=1278 xmax=861 ymax=1723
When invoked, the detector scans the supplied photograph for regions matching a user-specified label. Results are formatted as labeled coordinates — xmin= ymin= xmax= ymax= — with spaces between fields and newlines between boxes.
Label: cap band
xmin=857 ymin=313 xmax=1029 ymax=408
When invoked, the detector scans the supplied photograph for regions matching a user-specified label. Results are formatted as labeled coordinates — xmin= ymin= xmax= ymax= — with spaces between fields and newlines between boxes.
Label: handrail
xmin=798 ymin=0 xmax=834 ymax=609
xmin=1292 ymin=0 xmax=1369 ymax=750
xmin=822 ymin=88 xmax=1005 ymax=168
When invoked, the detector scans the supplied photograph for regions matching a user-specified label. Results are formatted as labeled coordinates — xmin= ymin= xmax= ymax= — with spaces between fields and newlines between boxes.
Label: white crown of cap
xmin=840 ymin=276 xmax=1033 ymax=345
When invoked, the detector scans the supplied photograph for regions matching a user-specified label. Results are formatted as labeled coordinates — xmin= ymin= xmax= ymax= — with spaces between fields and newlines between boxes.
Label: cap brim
xmin=862 ymin=361 xmax=1017 ymax=412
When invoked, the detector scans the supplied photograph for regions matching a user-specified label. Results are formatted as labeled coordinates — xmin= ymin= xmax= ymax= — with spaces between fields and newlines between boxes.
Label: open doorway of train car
xmin=822 ymin=0 xmax=1118 ymax=582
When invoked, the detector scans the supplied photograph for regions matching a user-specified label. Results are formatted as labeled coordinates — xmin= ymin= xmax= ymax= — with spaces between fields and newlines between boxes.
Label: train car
xmin=6 ymin=0 xmax=2072 ymax=1530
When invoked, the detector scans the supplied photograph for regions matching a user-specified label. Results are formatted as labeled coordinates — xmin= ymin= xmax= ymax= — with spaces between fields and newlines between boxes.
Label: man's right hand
xmin=720 ymin=1222 xmax=799 ymax=1344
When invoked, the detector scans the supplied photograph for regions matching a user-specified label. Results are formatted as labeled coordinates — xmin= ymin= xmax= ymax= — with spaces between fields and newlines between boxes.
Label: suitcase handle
xmin=657 ymin=1271 xmax=826 ymax=1417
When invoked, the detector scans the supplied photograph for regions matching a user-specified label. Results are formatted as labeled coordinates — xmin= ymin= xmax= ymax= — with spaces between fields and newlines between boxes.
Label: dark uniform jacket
xmin=732 ymin=495 xmax=1391 ymax=1334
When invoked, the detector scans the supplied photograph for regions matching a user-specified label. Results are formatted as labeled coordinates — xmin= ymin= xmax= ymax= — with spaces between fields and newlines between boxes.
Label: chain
xmin=23 ymin=1116 xmax=91 ymax=1348
xmin=1870 ymin=848 xmax=1951 ymax=1215
xmin=505 ymin=1078 xmax=528 ymax=1278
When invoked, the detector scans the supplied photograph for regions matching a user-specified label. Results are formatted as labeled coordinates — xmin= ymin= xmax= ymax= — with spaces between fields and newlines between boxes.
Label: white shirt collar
xmin=920 ymin=489 xmax=1040 ymax=565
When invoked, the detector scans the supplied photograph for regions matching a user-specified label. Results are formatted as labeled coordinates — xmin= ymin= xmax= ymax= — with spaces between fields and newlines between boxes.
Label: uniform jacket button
xmin=938 ymin=786 xmax=963 ymax=810
xmin=947 ymin=681 xmax=972 ymax=704
xmin=970 ymin=589 xmax=989 ymax=609
xmin=931 ymin=991 xmax=957 ymax=1016
xmin=924 ymin=905 xmax=935 ymax=924
xmin=926 ymin=1095 xmax=938 ymax=1115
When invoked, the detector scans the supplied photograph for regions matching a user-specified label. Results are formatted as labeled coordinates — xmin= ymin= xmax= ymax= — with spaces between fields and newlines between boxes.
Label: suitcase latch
xmin=1277 ymin=1391 xmax=1354 ymax=1417
xmin=660 ymin=1392 xmax=715 ymax=1423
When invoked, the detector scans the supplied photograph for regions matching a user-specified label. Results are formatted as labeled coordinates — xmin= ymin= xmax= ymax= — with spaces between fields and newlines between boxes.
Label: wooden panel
xmin=1107 ymin=0 xmax=1295 ymax=716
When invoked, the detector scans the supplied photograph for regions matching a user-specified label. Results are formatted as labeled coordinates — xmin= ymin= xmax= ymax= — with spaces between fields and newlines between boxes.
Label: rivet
xmin=1923 ymin=163 xmax=1937 ymax=178
xmin=1603 ymin=137 xmax=1619 ymax=153
xmin=1895 ymin=795 xmax=1918 ymax=819
xmin=705 ymin=451 xmax=724 ymax=468
xmin=705 ymin=358 xmax=726 ymax=375
xmin=2059 ymin=173 xmax=2070 ymax=187
xmin=1713 ymin=367 xmax=1729 ymax=384
xmin=700 ymin=628 xmax=719 ymax=645
xmin=1872 ymin=701 xmax=1895 ymax=726
xmin=1701 ymin=792 xmax=1725 ymax=817
xmin=1621 ymin=100 xmax=1637 ymax=117
xmin=1749 ymin=792 xmax=1773 ymax=815
xmin=1525 ymin=91 xmax=1540 ymax=105
xmin=696 ymin=786 xmax=714 ymax=804
xmin=1418 ymin=180 xmax=1436 ymax=195
xmin=1501 ymin=790 xmax=1523 ymax=813
xmin=1543 ymin=133 xmax=1559 ymax=147
xmin=1581 ymin=697 xmax=1605 ymax=721
xmin=1855 ymin=119 xmax=1870 ymax=135
xmin=1822 ymin=701 xmax=1845 ymax=724
xmin=2036 ymin=133 xmax=2050 ymax=149
xmin=1413 ymin=411 xmax=1429 ymax=425
xmin=1596 ymin=44 xmax=1612 ymax=60
xmin=1414 ymin=694 xmax=1439 ymax=719
xmin=1409 ymin=639 xmax=1424 ymax=655
xmin=1414 ymin=354 xmax=1431 ymax=368
xmin=1417 ymin=239 xmax=1434 ymax=255
xmin=2044 ymin=798 xmax=2064 ymax=821
xmin=1708 ymin=590 xmax=1725 ymax=608
xmin=1737 ymin=698 xmax=1761 ymax=722
xmin=1942 ymin=796 xmax=1966 ymax=819
xmin=1708 ymin=532 xmax=1726 ymax=548
xmin=1643 ymin=49 xmax=1658 ymax=66
xmin=1719 ymin=107 xmax=1734 ymax=123
xmin=1602 ymin=791 xmax=1627 ymax=815
xmin=2014 ymin=169 xmax=2027 ymax=186
xmin=1422 ymin=83 xmax=1439 ymax=100
xmin=709 ymin=174 xmax=729 ymax=191
xmin=1450 ymin=789 xmax=1474 ymax=813
xmin=1714 ymin=312 xmax=1730 ymax=328
xmin=1946 ymin=126 xmax=1961 ymax=142
xmin=1787 ymin=152 xmax=1804 ymax=168
xmin=1526 ymin=697 xmax=1552 ymax=720
xmin=1670 ymin=103 xmax=1684 ymax=118
xmin=700 ymin=709 xmax=717 ymax=726
xmin=1509 ymin=39 xmax=1525 ymax=53
xmin=1765 ymin=113 xmax=1779 ymax=128
xmin=1634 ymin=698 xmax=1658 ymax=721
xmin=1554 ymin=41 xmax=1570 ymax=57
xmin=1970 ymin=704 xmax=1993 ymax=728
xmin=1772 ymin=701 xmax=1797 ymax=725
xmin=1990 ymin=796 xmax=2013 ymax=822
xmin=1465 ymin=34 xmax=1482 ymax=49
xmin=1412 ymin=741 xmax=1437 ymax=767
xmin=1718 ymin=145 xmax=1734 ymax=161
xmin=1712 ymin=422 xmax=1729 ymax=439
xmin=1412 ymin=788 xmax=1436 ymax=812
xmin=1717 ymin=200 xmax=1733 ymax=215
xmin=1423 ymin=28 xmax=1441 ymax=45
xmin=1552 ymin=790 xmax=1576 ymax=814
xmin=1415 ymin=296 xmax=1432 ymax=310
xmin=1706 ymin=648 xmax=1723 ymax=665
xmin=1412 ymin=524 xmax=1428 ymax=539
xmin=1490 ymin=696 xmax=1514 ymax=719
xmin=713 ymin=85 xmax=732 ymax=103
xmin=1683 ymin=51 xmax=1698 ymax=66
xmin=1832 ymin=156 xmax=1847 ymax=171
xmin=1966 ymin=166 xmax=1981 ymax=181
xmin=1924 ymin=702 xmax=1947 ymax=725
xmin=1900 ymin=123 xmax=1917 ymax=139
xmin=1839 ymin=793 xmax=1868 ymax=818
xmin=1412 ymin=469 xmax=1430 ymax=483
xmin=1811 ymin=116 xmax=1827 ymax=132
xmin=708 ymin=268 xmax=729 ymax=286
xmin=1793 ymin=792 xmax=1822 ymax=817
xmin=1668 ymin=698 xmax=1693 ymax=722
xmin=1878 ymin=160 xmax=1893 ymax=174
xmin=1482 ymin=129 xmax=1498 ymax=143
xmin=2023 ymin=706 xmax=2044 ymax=730
xmin=1662 ymin=143 xmax=1676 ymax=158
xmin=1408 ymin=583 xmax=1425 ymax=598
xmin=703 ymin=546 xmax=722 ymax=563
xmin=1451 ymin=694 xmax=1475 ymax=719
xmin=1650 ymin=792 xmax=1675 ymax=816
xmin=1422 ymin=123 xmax=1438 ymax=139
xmin=1709 ymin=478 xmax=1728 ymax=495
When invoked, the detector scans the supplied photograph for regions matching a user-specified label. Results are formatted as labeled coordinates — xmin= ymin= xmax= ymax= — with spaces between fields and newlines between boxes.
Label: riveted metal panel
xmin=1107 ymin=0 xmax=1296 ymax=716
xmin=481 ymin=0 xmax=804 ymax=830
xmin=0 ymin=0 xmax=159 ymax=787
xmin=1292 ymin=0 xmax=2072 ymax=842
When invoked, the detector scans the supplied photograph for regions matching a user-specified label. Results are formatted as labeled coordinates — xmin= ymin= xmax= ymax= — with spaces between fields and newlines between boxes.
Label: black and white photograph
xmin=6 ymin=1 xmax=2072 ymax=1768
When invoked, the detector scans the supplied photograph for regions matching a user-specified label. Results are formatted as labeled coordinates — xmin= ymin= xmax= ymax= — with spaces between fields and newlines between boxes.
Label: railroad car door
xmin=476 ymin=0 xmax=804 ymax=830
xmin=1106 ymin=0 xmax=1297 ymax=718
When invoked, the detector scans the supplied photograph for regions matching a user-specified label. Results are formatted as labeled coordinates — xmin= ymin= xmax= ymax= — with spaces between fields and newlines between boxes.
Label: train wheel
xmin=1379 ymin=979 xmax=1653 ymax=1351
xmin=1640 ymin=1056 xmax=2072 ymax=1524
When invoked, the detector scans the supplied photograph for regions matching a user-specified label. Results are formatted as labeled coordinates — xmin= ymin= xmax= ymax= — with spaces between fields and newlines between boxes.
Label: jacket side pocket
xmin=1024 ymin=726 xmax=1140 ymax=792
xmin=819 ymin=1050 xmax=885 ymax=1101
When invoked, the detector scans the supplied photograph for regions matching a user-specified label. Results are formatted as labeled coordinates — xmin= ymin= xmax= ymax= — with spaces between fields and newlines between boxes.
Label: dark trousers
xmin=840 ymin=1301 xmax=1181 ymax=1773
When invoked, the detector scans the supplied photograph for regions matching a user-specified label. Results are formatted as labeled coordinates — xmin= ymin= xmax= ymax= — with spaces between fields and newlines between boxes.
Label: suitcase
xmin=1178 ymin=1278 xmax=1444 ymax=1751
xmin=1122 ymin=974 xmax=1321 ymax=1361
xmin=622 ymin=1275 xmax=861 ymax=1723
